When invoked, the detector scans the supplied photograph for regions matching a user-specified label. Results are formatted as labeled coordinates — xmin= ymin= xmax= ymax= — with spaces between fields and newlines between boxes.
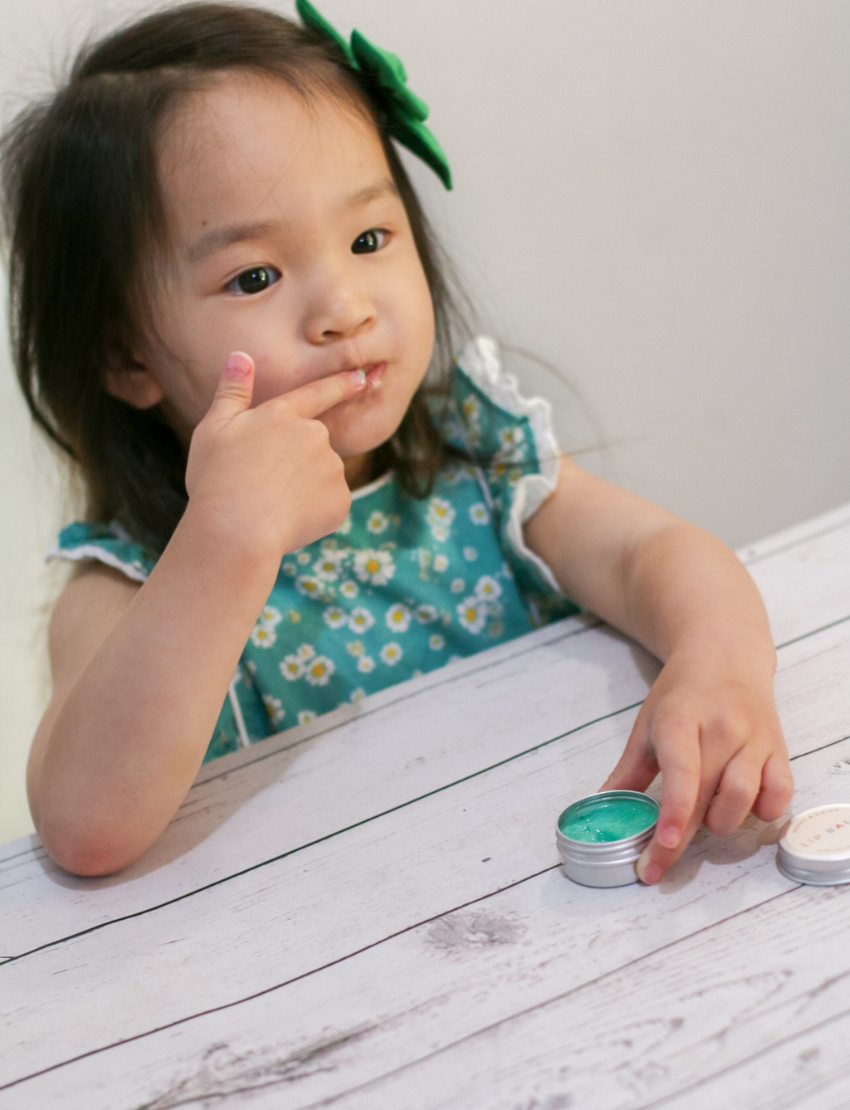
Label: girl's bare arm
xmin=28 ymin=513 xmax=281 ymax=876
xmin=29 ymin=357 xmax=367 ymax=876
xmin=524 ymin=455 xmax=794 ymax=883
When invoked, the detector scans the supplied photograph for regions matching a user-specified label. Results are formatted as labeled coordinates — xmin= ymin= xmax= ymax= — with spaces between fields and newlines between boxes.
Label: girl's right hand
xmin=185 ymin=352 xmax=367 ymax=556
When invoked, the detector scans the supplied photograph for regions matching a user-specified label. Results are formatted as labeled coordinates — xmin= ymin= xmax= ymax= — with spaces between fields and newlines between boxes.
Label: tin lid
xmin=777 ymin=804 xmax=850 ymax=885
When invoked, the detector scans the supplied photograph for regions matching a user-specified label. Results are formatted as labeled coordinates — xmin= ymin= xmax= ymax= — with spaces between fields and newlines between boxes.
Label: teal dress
xmin=49 ymin=338 xmax=579 ymax=761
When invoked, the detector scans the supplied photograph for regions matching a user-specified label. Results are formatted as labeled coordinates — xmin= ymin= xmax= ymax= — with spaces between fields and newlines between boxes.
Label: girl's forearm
xmin=31 ymin=501 xmax=282 ymax=875
xmin=525 ymin=462 xmax=775 ymax=674
xmin=621 ymin=521 xmax=776 ymax=673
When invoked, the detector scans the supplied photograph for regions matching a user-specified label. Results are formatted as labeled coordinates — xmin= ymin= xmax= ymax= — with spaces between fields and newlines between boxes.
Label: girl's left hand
xmin=600 ymin=643 xmax=794 ymax=884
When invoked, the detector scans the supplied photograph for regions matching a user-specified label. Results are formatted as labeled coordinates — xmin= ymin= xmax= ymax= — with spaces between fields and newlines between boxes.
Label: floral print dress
xmin=50 ymin=337 xmax=579 ymax=761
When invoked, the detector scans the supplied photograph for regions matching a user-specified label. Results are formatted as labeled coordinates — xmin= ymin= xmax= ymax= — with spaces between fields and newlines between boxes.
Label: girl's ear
xmin=104 ymin=347 xmax=164 ymax=410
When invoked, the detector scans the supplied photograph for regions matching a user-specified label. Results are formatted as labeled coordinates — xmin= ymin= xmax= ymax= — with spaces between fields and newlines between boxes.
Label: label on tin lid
xmin=780 ymin=804 xmax=850 ymax=860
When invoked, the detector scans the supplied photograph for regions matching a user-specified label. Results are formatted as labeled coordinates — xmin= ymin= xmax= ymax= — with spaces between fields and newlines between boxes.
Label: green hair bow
xmin=296 ymin=0 xmax=453 ymax=190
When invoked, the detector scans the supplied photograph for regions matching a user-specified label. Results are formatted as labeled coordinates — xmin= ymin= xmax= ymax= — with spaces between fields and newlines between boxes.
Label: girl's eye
xmin=226 ymin=266 xmax=281 ymax=295
xmin=351 ymin=229 xmax=387 ymax=255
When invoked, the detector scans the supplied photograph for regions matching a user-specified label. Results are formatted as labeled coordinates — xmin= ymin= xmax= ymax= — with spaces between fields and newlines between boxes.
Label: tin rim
xmin=556 ymin=790 xmax=660 ymax=848
xmin=777 ymin=852 xmax=850 ymax=886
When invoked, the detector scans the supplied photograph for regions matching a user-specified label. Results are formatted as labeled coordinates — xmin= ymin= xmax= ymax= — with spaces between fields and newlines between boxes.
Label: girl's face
xmin=117 ymin=70 xmax=435 ymax=483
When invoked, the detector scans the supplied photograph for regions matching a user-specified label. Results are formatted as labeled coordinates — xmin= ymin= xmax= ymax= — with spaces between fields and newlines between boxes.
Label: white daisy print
xmin=450 ymin=578 xmax=466 ymax=593
xmin=249 ymin=624 xmax=277 ymax=649
xmin=298 ymin=710 xmax=317 ymax=725
xmin=463 ymin=546 xmax=478 ymax=562
xmin=486 ymin=599 xmax=504 ymax=618
xmin=462 ymin=394 xmax=482 ymax=424
xmin=258 ymin=605 xmax=283 ymax=627
xmin=430 ymin=523 xmax=450 ymax=543
xmin=414 ymin=603 xmax=438 ymax=624
xmin=348 ymin=606 xmax=375 ymax=633
xmin=346 ymin=639 xmax=365 ymax=657
xmin=380 ymin=642 xmax=403 ymax=666
xmin=323 ymin=606 xmax=347 ymax=630
xmin=262 ymin=695 xmax=285 ymax=725
xmin=489 ymin=620 xmax=505 ymax=638
xmin=457 ymin=597 xmax=487 ymax=634
xmin=366 ymin=510 xmax=389 ymax=534
xmin=353 ymin=549 xmax=396 ymax=586
xmin=339 ymin=579 xmax=359 ymax=599
xmin=498 ymin=426 xmax=525 ymax=458
xmin=385 ymin=604 xmax=412 ymax=633
xmin=429 ymin=633 xmax=445 ymax=651
xmin=296 ymin=644 xmax=316 ymax=661
xmin=295 ymin=575 xmax=323 ymax=599
xmin=469 ymin=502 xmax=489 ymax=525
xmin=350 ymin=687 xmax=366 ymax=703
xmin=357 ymin=655 xmax=376 ymax=673
xmin=245 ymin=660 xmax=257 ymax=676
xmin=297 ymin=550 xmax=311 ymax=565
xmin=426 ymin=497 xmax=455 ymax=532
xmin=304 ymin=655 xmax=335 ymax=686
xmin=280 ymin=655 xmax=305 ymax=681
xmin=313 ymin=551 xmax=343 ymax=582
xmin=288 ymin=609 xmax=302 ymax=623
xmin=433 ymin=554 xmax=449 ymax=573
xmin=475 ymin=575 xmax=503 ymax=600
xmin=282 ymin=563 xmax=297 ymax=577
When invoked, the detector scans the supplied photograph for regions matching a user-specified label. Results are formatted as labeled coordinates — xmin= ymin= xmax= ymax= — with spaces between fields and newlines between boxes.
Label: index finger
xmin=637 ymin=727 xmax=705 ymax=884
xmin=275 ymin=368 xmax=368 ymax=419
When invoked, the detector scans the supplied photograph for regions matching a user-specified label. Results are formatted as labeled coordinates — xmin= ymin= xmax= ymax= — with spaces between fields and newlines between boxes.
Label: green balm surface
xmin=559 ymin=797 xmax=656 ymax=843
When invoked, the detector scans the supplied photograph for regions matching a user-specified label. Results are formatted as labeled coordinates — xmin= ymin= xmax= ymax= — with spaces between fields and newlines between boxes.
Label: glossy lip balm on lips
xmin=556 ymin=790 xmax=660 ymax=888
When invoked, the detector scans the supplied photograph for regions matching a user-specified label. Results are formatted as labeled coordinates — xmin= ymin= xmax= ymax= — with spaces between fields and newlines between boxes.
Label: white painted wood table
xmin=5 ymin=505 xmax=850 ymax=1110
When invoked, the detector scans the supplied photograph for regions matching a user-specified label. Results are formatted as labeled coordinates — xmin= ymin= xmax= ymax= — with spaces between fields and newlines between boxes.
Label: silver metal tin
xmin=777 ymin=803 xmax=850 ymax=886
xmin=556 ymin=790 xmax=659 ymax=888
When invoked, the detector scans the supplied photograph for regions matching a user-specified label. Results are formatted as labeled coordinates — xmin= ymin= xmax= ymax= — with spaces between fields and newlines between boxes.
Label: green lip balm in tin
xmin=556 ymin=790 xmax=660 ymax=887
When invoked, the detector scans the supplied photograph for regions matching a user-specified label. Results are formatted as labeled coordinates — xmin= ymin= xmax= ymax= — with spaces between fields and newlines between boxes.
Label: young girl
xmin=2 ymin=1 xmax=793 ymax=879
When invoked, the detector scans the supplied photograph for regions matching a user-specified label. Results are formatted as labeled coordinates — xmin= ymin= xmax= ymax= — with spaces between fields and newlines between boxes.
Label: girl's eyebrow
xmin=187 ymin=181 xmax=399 ymax=264
xmin=344 ymin=179 xmax=399 ymax=211
xmin=187 ymin=220 xmax=277 ymax=265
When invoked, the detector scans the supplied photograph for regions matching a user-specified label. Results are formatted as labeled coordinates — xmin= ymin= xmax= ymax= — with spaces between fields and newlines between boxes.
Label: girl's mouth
xmin=358 ymin=362 xmax=386 ymax=390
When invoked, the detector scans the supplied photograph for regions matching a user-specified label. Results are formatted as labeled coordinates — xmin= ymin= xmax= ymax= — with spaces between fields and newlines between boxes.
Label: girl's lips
xmin=362 ymin=361 xmax=386 ymax=388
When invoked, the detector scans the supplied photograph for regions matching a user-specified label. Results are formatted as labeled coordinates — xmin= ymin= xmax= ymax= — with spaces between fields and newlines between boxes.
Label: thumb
xmin=206 ymin=352 xmax=255 ymax=426
xmin=599 ymin=713 xmax=657 ymax=793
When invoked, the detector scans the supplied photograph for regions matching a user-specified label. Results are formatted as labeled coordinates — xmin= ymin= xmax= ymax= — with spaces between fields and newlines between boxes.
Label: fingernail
xmin=636 ymin=857 xmax=662 ymax=885
xmin=350 ymin=368 xmax=367 ymax=386
xmin=225 ymin=352 xmax=252 ymax=380
xmin=658 ymin=823 xmax=680 ymax=850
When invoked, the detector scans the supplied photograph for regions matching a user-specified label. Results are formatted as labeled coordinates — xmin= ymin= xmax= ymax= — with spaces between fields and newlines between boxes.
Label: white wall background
xmin=1 ymin=0 xmax=849 ymax=844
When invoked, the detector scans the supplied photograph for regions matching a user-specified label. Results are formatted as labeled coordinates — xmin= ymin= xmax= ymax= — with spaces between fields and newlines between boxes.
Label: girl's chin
xmin=324 ymin=387 xmax=408 ymax=456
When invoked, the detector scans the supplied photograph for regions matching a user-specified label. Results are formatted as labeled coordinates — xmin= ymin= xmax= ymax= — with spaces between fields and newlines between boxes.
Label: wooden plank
xmin=306 ymin=889 xmax=850 ymax=1110
xmin=3 ymin=682 xmax=849 ymax=1110
xmin=5 ymin=500 xmax=850 ymax=958
xmin=737 ymin=500 xmax=850 ymax=564
xmin=654 ymin=1012 xmax=850 ymax=1110
xmin=747 ymin=523 xmax=850 ymax=649
xmin=2 ymin=616 xmax=849 ymax=1096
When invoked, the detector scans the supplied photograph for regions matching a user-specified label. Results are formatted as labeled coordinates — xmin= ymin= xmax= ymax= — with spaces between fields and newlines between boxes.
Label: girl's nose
xmin=303 ymin=273 xmax=376 ymax=346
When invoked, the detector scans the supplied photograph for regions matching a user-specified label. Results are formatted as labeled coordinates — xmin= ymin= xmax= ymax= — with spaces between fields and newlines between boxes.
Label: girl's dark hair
xmin=1 ymin=3 xmax=466 ymax=552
